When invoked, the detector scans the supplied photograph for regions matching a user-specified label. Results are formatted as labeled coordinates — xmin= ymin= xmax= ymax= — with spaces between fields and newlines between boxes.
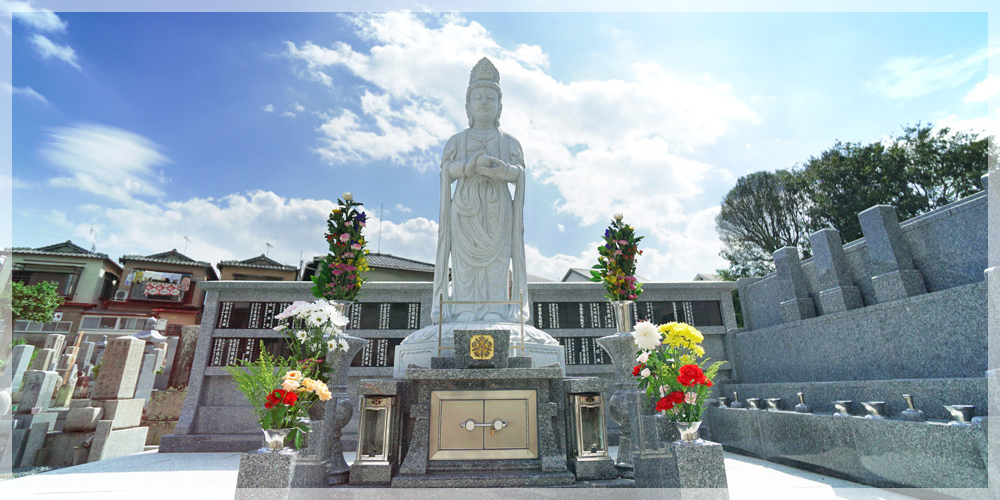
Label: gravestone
xmin=133 ymin=352 xmax=159 ymax=403
xmin=773 ymin=247 xmax=816 ymax=322
xmin=92 ymin=336 xmax=144 ymax=400
xmin=167 ymin=325 xmax=199 ymax=389
xmin=43 ymin=334 xmax=66 ymax=360
xmin=16 ymin=370 xmax=60 ymax=414
xmin=75 ymin=341 xmax=96 ymax=373
xmin=11 ymin=344 xmax=34 ymax=391
xmin=858 ymin=205 xmax=927 ymax=302
xmin=30 ymin=348 xmax=55 ymax=372
xmin=809 ymin=228 xmax=864 ymax=313
xmin=53 ymin=370 xmax=79 ymax=407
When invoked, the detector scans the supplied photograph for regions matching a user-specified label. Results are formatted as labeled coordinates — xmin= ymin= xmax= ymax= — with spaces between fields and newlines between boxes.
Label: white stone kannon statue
xmin=393 ymin=57 xmax=563 ymax=377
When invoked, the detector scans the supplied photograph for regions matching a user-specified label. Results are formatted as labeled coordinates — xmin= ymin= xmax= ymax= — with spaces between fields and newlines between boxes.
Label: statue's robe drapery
xmin=431 ymin=128 xmax=530 ymax=324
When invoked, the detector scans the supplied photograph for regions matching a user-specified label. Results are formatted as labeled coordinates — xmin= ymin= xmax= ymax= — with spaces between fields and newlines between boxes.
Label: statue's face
xmin=469 ymin=87 xmax=499 ymax=126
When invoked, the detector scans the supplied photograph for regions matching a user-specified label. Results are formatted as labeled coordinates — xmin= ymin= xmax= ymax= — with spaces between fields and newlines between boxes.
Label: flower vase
xmin=321 ymin=334 xmax=368 ymax=485
xmin=328 ymin=299 xmax=353 ymax=323
xmin=610 ymin=300 xmax=635 ymax=334
xmin=597 ymin=330 xmax=641 ymax=478
xmin=673 ymin=421 xmax=704 ymax=445
xmin=259 ymin=428 xmax=295 ymax=454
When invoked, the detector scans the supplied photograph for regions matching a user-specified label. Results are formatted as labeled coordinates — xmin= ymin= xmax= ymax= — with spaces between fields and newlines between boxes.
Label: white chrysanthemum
xmin=273 ymin=325 xmax=286 ymax=331
xmin=327 ymin=339 xmax=337 ymax=350
xmin=338 ymin=339 xmax=349 ymax=351
xmin=636 ymin=351 xmax=650 ymax=364
xmin=633 ymin=321 xmax=660 ymax=350
xmin=295 ymin=331 xmax=308 ymax=341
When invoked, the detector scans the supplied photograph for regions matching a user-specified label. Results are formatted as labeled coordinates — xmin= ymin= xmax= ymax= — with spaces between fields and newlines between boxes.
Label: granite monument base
xmin=392 ymin=323 xmax=565 ymax=378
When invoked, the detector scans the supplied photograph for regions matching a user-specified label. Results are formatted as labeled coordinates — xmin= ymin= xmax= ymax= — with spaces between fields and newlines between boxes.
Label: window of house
xmin=11 ymin=264 xmax=83 ymax=298
xmin=125 ymin=269 xmax=193 ymax=303
xmin=14 ymin=320 xmax=73 ymax=333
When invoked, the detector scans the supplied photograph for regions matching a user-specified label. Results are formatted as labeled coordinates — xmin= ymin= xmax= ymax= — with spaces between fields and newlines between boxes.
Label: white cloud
xmin=965 ymin=76 xmax=1000 ymax=103
xmin=395 ymin=203 xmax=412 ymax=213
xmin=279 ymin=12 xmax=758 ymax=281
xmin=932 ymin=107 xmax=1000 ymax=139
xmin=44 ymin=190 xmax=441 ymax=273
xmin=556 ymin=224 xmax=565 ymax=232
xmin=868 ymin=46 xmax=995 ymax=99
xmin=1 ymin=81 xmax=47 ymax=104
xmin=39 ymin=123 xmax=171 ymax=203
xmin=30 ymin=34 xmax=80 ymax=70
xmin=524 ymin=244 xmax=593 ymax=281
xmin=263 ymin=103 xmax=275 ymax=112
xmin=2 ymin=1 xmax=66 ymax=32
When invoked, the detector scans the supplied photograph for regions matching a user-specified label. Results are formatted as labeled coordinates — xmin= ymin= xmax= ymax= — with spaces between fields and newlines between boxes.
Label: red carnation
xmin=668 ymin=391 xmax=685 ymax=405
xmin=264 ymin=400 xmax=275 ymax=409
xmin=282 ymin=391 xmax=298 ymax=405
xmin=677 ymin=364 xmax=706 ymax=387
xmin=633 ymin=364 xmax=645 ymax=377
xmin=655 ymin=396 xmax=675 ymax=412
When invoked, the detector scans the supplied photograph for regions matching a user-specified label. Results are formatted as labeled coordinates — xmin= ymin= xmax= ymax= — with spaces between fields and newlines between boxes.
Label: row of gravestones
xmin=6 ymin=337 xmax=152 ymax=468
xmin=3 ymin=333 xmax=172 ymax=469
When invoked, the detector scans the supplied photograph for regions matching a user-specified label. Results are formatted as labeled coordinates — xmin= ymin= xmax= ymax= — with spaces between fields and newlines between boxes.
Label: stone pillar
xmin=167 ymin=325 xmax=199 ymax=389
xmin=11 ymin=344 xmax=35 ymax=391
xmin=92 ymin=336 xmax=145 ymax=400
xmin=30 ymin=349 xmax=55 ymax=372
xmin=858 ymin=205 xmax=927 ymax=303
xmin=773 ymin=246 xmax=816 ymax=322
xmin=16 ymin=370 xmax=60 ymax=414
xmin=810 ymin=228 xmax=864 ymax=314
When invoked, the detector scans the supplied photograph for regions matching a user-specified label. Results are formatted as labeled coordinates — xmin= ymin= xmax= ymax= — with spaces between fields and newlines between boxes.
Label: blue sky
xmin=4 ymin=7 xmax=997 ymax=281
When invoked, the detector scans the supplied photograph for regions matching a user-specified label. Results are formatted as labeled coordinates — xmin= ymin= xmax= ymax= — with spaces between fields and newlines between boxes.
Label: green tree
xmin=715 ymin=169 xmax=809 ymax=277
xmin=10 ymin=281 xmax=65 ymax=323
xmin=798 ymin=123 xmax=993 ymax=242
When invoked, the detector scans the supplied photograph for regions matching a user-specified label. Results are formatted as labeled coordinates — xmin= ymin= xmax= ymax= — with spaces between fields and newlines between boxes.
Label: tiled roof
xmin=120 ymin=249 xmax=211 ymax=268
xmin=12 ymin=240 xmax=122 ymax=271
xmin=219 ymin=254 xmax=298 ymax=271
xmin=366 ymin=253 xmax=435 ymax=273
xmin=13 ymin=240 xmax=109 ymax=260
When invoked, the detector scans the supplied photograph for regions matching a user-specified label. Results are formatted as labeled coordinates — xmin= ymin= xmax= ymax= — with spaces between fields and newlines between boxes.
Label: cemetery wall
xmin=161 ymin=279 xmax=737 ymax=452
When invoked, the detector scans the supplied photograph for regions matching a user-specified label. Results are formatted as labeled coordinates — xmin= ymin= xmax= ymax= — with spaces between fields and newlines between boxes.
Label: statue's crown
xmin=469 ymin=57 xmax=500 ymax=85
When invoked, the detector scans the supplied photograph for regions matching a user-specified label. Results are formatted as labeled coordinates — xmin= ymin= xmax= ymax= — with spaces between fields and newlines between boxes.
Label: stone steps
xmin=391 ymin=470 xmax=577 ymax=488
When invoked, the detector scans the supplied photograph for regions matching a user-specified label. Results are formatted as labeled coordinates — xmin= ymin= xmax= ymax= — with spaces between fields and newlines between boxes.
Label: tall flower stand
xmin=321 ymin=334 xmax=368 ymax=485
xmin=235 ymin=452 xmax=297 ymax=500
xmin=597 ymin=300 xmax=641 ymax=478
xmin=633 ymin=415 xmax=729 ymax=495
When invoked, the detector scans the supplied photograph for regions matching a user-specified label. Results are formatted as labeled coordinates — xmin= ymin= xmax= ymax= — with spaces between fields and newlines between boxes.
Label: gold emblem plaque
xmin=469 ymin=334 xmax=494 ymax=360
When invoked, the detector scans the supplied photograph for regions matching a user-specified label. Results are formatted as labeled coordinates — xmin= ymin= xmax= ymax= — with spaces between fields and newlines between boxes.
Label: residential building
xmin=10 ymin=241 xmax=122 ymax=345
xmin=218 ymin=254 xmax=298 ymax=281
xmin=82 ymin=249 xmax=218 ymax=342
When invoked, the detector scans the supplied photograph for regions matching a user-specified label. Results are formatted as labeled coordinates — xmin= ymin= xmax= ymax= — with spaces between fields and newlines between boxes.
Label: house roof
xmin=120 ymin=249 xmax=219 ymax=280
xmin=218 ymin=254 xmax=298 ymax=271
xmin=561 ymin=267 xmax=650 ymax=283
xmin=366 ymin=253 xmax=435 ymax=273
xmin=12 ymin=240 xmax=123 ymax=272
xmin=693 ymin=273 xmax=721 ymax=281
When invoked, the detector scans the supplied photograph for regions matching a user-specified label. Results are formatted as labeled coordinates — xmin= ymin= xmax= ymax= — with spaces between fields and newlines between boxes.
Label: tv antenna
xmin=183 ymin=235 xmax=192 ymax=254
xmin=89 ymin=227 xmax=99 ymax=253
xmin=265 ymin=242 xmax=273 ymax=256
xmin=377 ymin=203 xmax=384 ymax=254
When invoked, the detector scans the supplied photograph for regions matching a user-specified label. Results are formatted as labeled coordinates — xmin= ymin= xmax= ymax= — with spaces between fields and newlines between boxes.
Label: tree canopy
xmin=10 ymin=281 xmax=65 ymax=323
xmin=716 ymin=123 xmax=993 ymax=278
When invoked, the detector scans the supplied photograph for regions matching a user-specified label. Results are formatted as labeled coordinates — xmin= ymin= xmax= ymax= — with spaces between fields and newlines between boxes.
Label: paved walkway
xmin=2 ymin=449 xmax=923 ymax=500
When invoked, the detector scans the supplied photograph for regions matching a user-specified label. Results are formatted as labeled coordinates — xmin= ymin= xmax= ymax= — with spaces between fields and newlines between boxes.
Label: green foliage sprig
xmin=10 ymin=281 xmax=65 ymax=323
xmin=223 ymin=344 xmax=297 ymax=426
xmin=311 ymin=192 xmax=370 ymax=302
xmin=590 ymin=214 xmax=644 ymax=301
